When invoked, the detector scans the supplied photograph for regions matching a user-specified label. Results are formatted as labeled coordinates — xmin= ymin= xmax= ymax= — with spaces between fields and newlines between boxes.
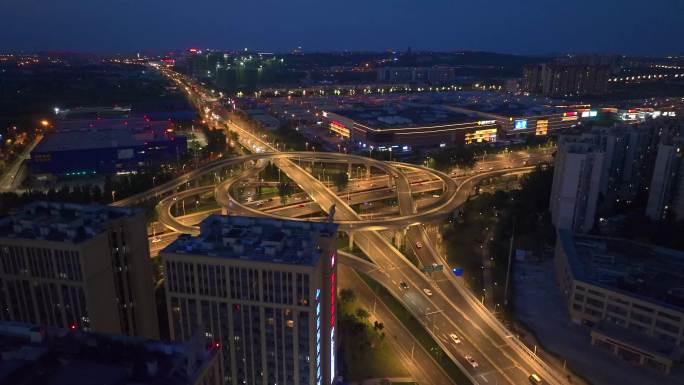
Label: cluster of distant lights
xmin=651 ymin=64 xmax=683 ymax=70
xmin=242 ymin=84 xmax=504 ymax=99
xmin=609 ymin=73 xmax=684 ymax=82
xmin=65 ymin=170 xmax=97 ymax=176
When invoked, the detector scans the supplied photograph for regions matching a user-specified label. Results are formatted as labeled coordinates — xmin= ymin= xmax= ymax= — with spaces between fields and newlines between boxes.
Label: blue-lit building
xmin=30 ymin=118 xmax=187 ymax=177
xmin=161 ymin=215 xmax=338 ymax=385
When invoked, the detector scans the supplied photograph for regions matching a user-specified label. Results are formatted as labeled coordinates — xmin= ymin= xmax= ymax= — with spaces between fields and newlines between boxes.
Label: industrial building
xmin=555 ymin=230 xmax=684 ymax=374
xmin=30 ymin=117 xmax=187 ymax=177
xmin=0 ymin=201 xmax=159 ymax=339
xmin=161 ymin=215 xmax=338 ymax=385
xmin=324 ymin=103 xmax=498 ymax=152
xmin=0 ymin=321 xmax=221 ymax=385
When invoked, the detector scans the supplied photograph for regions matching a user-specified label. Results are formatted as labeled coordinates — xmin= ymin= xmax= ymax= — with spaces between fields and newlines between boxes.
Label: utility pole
xmin=503 ymin=219 xmax=515 ymax=306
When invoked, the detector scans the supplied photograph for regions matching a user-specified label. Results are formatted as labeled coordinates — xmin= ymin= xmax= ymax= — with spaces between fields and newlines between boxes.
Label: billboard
xmin=513 ymin=119 xmax=528 ymax=130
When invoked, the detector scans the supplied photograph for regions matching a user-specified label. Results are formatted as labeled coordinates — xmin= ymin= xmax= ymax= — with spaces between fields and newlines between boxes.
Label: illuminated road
xmin=140 ymin=69 xmax=570 ymax=385
xmin=0 ymin=134 xmax=42 ymax=192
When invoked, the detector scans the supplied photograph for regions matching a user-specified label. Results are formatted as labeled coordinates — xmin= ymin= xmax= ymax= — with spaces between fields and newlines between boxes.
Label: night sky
xmin=2 ymin=0 xmax=683 ymax=55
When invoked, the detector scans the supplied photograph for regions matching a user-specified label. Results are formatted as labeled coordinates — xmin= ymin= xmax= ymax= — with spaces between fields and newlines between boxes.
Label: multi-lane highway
xmin=142 ymin=68 xmax=571 ymax=385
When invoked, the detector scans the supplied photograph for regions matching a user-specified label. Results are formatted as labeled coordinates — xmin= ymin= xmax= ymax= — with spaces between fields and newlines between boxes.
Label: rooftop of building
xmin=55 ymin=106 xmax=131 ymax=120
xmin=447 ymin=92 xmax=571 ymax=117
xmin=162 ymin=215 xmax=338 ymax=266
xmin=0 ymin=321 xmax=217 ymax=385
xmin=558 ymin=230 xmax=684 ymax=313
xmin=331 ymin=103 xmax=480 ymax=129
xmin=0 ymin=201 xmax=141 ymax=244
xmin=32 ymin=118 xmax=177 ymax=153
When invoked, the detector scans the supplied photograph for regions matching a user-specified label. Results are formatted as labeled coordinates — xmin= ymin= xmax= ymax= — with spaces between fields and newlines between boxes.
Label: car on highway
xmin=399 ymin=281 xmax=409 ymax=290
xmin=298 ymin=204 xmax=305 ymax=207
xmin=464 ymin=354 xmax=478 ymax=368
xmin=151 ymin=237 xmax=162 ymax=243
xmin=422 ymin=288 xmax=433 ymax=297
xmin=528 ymin=373 xmax=543 ymax=384
xmin=449 ymin=333 xmax=462 ymax=344
xmin=415 ymin=241 xmax=423 ymax=249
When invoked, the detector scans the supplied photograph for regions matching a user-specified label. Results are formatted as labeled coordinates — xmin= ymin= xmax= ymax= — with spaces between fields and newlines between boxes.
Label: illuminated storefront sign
xmin=536 ymin=120 xmax=548 ymax=136
xmin=329 ymin=121 xmax=350 ymax=138
xmin=465 ymin=128 xmax=497 ymax=144
xmin=513 ymin=119 xmax=528 ymax=130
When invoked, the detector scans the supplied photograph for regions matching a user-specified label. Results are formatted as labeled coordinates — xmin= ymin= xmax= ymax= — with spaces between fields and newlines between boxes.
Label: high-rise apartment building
xmin=376 ymin=66 xmax=456 ymax=85
xmin=523 ymin=63 xmax=611 ymax=97
xmin=0 ymin=201 xmax=159 ymax=339
xmin=645 ymin=119 xmax=684 ymax=221
xmin=583 ymin=125 xmax=656 ymax=204
xmin=646 ymin=141 xmax=684 ymax=220
xmin=162 ymin=215 xmax=338 ymax=385
xmin=550 ymin=137 xmax=605 ymax=233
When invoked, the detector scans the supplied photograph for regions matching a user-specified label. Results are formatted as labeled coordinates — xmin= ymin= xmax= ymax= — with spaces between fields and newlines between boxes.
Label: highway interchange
xmin=124 ymin=68 xmax=571 ymax=385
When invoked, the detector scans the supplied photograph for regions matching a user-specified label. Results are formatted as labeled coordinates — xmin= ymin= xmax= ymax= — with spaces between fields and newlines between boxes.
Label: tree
xmin=278 ymin=181 xmax=292 ymax=203
xmin=339 ymin=288 xmax=356 ymax=305
xmin=355 ymin=308 xmax=370 ymax=321
xmin=332 ymin=172 xmax=349 ymax=191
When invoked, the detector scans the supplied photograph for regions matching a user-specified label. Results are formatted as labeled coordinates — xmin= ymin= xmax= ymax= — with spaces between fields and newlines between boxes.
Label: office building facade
xmin=550 ymin=137 xmax=605 ymax=233
xmin=0 ymin=202 xmax=159 ymax=339
xmin=162 ymin=215 xmax=338 ymax=385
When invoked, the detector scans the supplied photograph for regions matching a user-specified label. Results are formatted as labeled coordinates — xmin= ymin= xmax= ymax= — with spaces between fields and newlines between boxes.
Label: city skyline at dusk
xmin=2 ymin=0 xmax=683 ymax=55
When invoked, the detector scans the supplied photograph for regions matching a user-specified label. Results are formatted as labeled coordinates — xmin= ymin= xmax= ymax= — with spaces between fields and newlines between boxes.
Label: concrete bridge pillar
xmin=388 ymin=174 xmax=395 ymax=189
xmin=366 ymin=165 xmax=371 ymax=179
xmin=394 ymin=230 xmax=404 ymax=249
xmin=348 ymin=231 xmax=354 ymax=250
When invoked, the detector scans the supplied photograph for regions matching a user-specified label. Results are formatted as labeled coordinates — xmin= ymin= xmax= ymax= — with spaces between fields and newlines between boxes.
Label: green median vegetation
xmin=358 ymin=273 xmax=473 ymax=385
xmin=337 ymin=288 xmax=408 ymax=381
